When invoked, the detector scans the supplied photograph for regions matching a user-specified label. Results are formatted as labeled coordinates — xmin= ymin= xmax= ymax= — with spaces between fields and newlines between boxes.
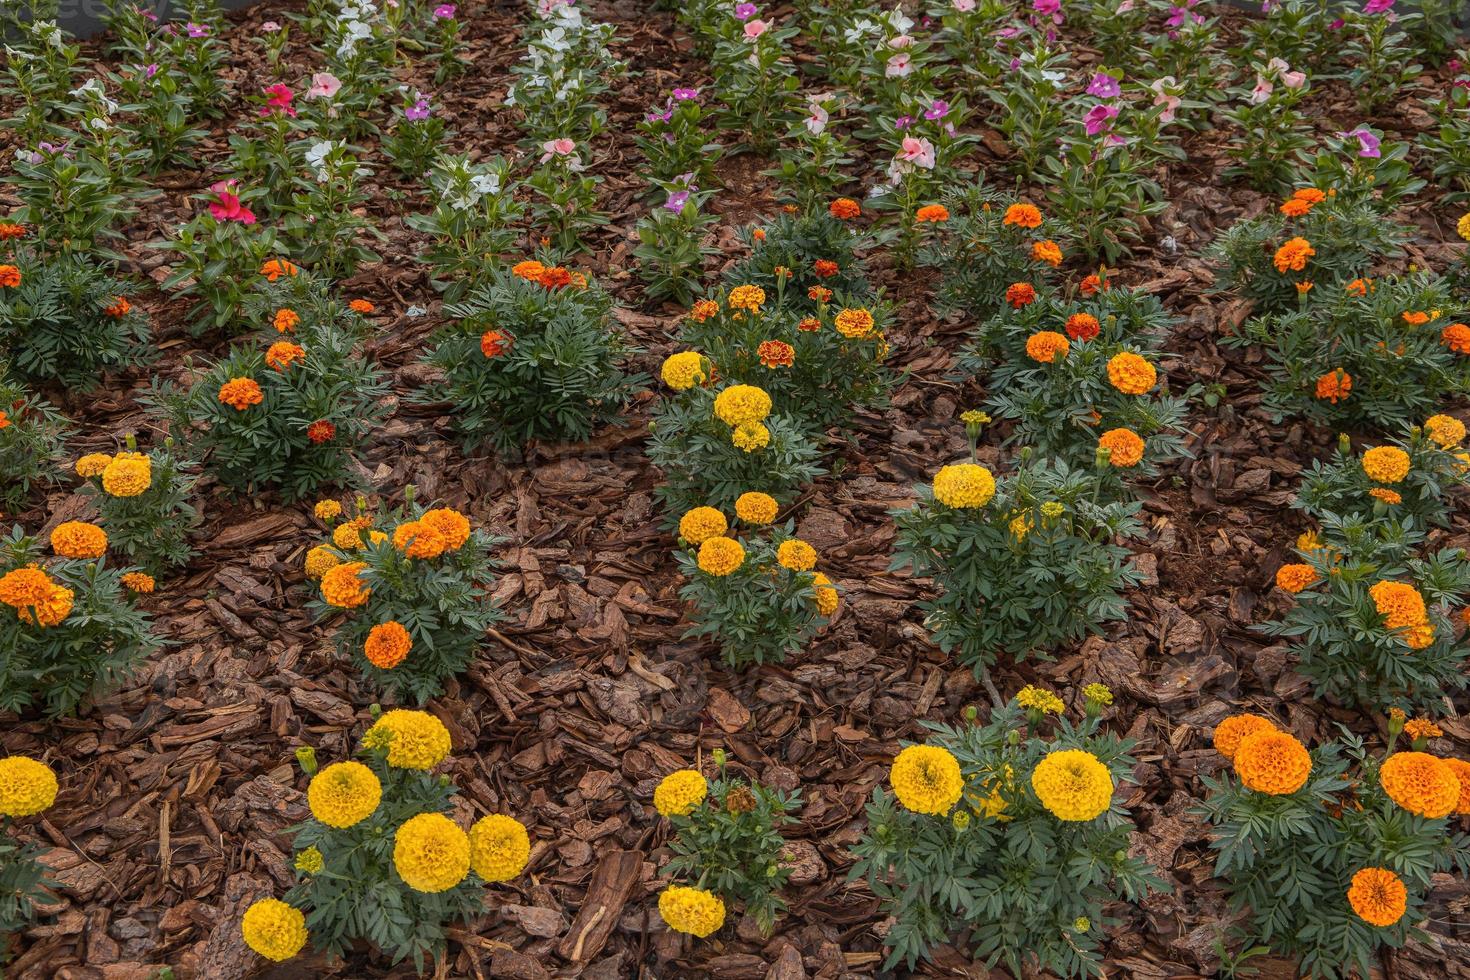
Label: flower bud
xmin=295 ymin=746 xmax=318 ymax=776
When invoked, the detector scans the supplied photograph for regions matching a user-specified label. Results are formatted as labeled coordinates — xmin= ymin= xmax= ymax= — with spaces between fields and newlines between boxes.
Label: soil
xmin=3 ymin=2 xmax=1470 ymax=979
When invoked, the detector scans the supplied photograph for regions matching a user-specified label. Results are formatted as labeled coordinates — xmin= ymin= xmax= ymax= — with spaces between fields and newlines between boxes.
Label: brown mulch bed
xmin=3 ymin=1 xmax=1470 ymax=978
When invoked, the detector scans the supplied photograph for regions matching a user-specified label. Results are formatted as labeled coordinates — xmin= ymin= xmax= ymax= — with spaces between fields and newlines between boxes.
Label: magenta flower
xmin=1083 ymin=103 xmax=1119 ymax=136
xmin=1363 ymin=0 xmax=1393 ymax=13
xmin=1339 ymin=127 xmax=1381 ymax=158
xmin=734 ymin=2 xmax=757 ymax=19
xmin=186 ymin=22 xmax=209 ymax=37
xmin=261 ymin=83 xmax=296 ymax=117
xmin=208 ymin=182 xmax=256 ymax=225
xmin=924 ymin=99 xmax=950 ymax=121
xmin=1032 ymin=0 xmax=1063 ymax=25
xmin=1086 ymin=72 xmax=1121 ymax=98
xmin=894 ymin=115 xmax=913 ymax=130
xmin=433 ymin=4 xmax=457 ymax=18
xmin=405 ymin=98 xmax=432 ymax=121
xmin=672 ymin=87 xmax=700 ymax=101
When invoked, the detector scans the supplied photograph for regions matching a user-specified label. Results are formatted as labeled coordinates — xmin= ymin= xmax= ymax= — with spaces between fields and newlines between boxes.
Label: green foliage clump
xmin=77 ymin=437 xmax=201 ymax=577
xmin=1294 ymin=430 xmax=1469 ymax=543
xmin=722 ymin=211 xmax=871 ymax=309
xmin=0 ymin=377 xmax=71 ymax=513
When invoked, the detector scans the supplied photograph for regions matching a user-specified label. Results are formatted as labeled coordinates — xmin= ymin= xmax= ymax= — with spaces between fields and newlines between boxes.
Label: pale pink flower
xmin=1150 ymin=76 xmax=1180 ymax=123
xmin=540 ymin=137 xmax=577 ymax=162
xmin=307 ymin=72 xmax=341 ymax=99
xmin=886 ymin=52 xmax=912 ymax=77
xmin=952 ymin=0 xmax=975 ymax=9
xmin=898 ymin=136 xmax=936 ymax=169
xmin=1249 ymin=75 xmax=1273 ymax=103
xmin=743 ymin=18 xmax=768 ymax=40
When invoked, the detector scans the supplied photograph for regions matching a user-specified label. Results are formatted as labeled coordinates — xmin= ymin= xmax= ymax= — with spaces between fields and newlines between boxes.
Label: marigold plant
xmin=73 ymin=435 xmax=201 ymax=576
xmin=244 ymin=712 xmax=530 ymax=971
xmin=306 ymin=492 xmax=502 ymax=704
xmin=851 ymin=693 xmax=1159 ymax=975
xmin=0 ymin=377 xmax=71 ymax=514
xmin=891 ymin=456 xmax=1143 ymax=670
xmin=0 ymin=525 xmax=160 ymax=716
xmin=1199 ymin=724 xmax=1470 ymax=979
xmin=0 ymin=755 xmax=58 ymax=966
xmin=722 ymin=207 xmax=872 ymax=308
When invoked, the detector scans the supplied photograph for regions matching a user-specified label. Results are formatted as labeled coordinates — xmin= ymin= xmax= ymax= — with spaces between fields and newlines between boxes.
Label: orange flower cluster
xmin=218 ymin=378 xmax=264 ymax=411
xmin=1274 ymin=563 xmax=1317 ymax=594
xmin=1030 ymin=239 xmax=1062 ymax=267
xmin=1002 ymin=203 xmax=1042 ymax=229
xmin=0 ymin=265 xmax=21 ymax=288
xmin=393 ymin=521 xmax=447 ymax=560
xmin=1402 ymin=310 xmax=1430 ymax=326
xmin=348 ymin=299 xmax=375 ymax=313
xmin=365 ymin=621 xmax=412 ymax=669
xmin=1065 ymin=313 xmax=1100 ymax=342
xmin=0 ymin=566 xmax=74 ymax=628
xmin=813 ymin=259 xmax=839 ymax=279
xmin=0 ymin=221 xmax=25 ymax=240
xmin=261 ymin=259 xmax=299 ymax=281
xmin=306 ymin=420 xmax=336 ymax=444
xmin=1368 ymin=580 xmax=1434 ymax=650
xmin=1233 ymin=729 xmax=1311 ymax=795
xmin=1314 ymin=368 xmax=1352 ymax=403
xmin=1272 ymin=237 xmax=1315 ymax=274
xmin=1106 ymin=352 xmax=1156 ymax=395
xmin=1080 ymin=272 xmax=1107 ymax=296
xmin=1025 ymin=331 xmax=1070 ymax=364
xmin=1347 ymin=867 xmax=1407 ymax=927
xmin=1005 ymin=282 xmax=1036 ymax=309
xmin=103 ymin=296 xmax=131 ymax=317
xmin=1378 ymin=752 xmax=1461 ymax=818
xmin=1442 ymin=323 xmax=1470 ymax=354
xmin=915 ymin=204 xmax=949 ymax=223
xmin=829 ymin=198 xmax=861 ymax=220
xmin=50 ymin=521 xmax=107 ymax=560
xmin=480 ymin=330 xmax=509 ymax=358
xmin=265 ymin=342 xmax=306 ymax=371
xmin=808 ymin=285 xmax=832 ymax=303
xmin=1097 ymin=428 xmax=1144 ymax=468
xmin=320 ymin=562 xmax=371 ymax=608
xmin=1213 ymin=714 xmax=1277 ymax=760
xmin=274 ymin=308 xmax=300 ymax=333
xmin=689 ymin=300 xmax=719 ymax=323
xmin=757 ymin=340 xmax=794 ymax=368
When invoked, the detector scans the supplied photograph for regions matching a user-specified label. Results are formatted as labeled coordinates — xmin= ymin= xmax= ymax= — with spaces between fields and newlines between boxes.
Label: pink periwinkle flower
xmin=261 ymin=83 xmax=296 ymax=117
xmin=1086 ymin=72 xmax=1121 ymax=98
xmin=1340 ymin=127 xmax=1381 ymax=158
xmin=307 ymin=72 xmax=341 ymax=99
xmin=1083 ymin=103 xmax=1119 ymax=136
xmin=208 ymin=182 xmax=256 ymax=224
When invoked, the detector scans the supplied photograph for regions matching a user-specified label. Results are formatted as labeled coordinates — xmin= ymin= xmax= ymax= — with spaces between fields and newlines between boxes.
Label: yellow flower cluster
xmin=658 ymin=885 xmax=727 ymax=937
xmin=469 ymin=813 xmax=531 ymax=881
xmin=363 ymin=710 xmax=451 ymax=770
xmin=314 ymin=499 xmax=343 ymax=521
xmin=890 ymin=744 xmax=963 ymax=815
xmin=241 ymin=898 xmax=308 ymax=962
xmin=0 ymin=756 xmax=58 ymax=817
xmin=307 ymin=761 xmax=382 ymax=828
xmin=713 ymin=385 xmax=772 ymax=427
xmin=932 ymin=463 xmax=996 ymax=509
xmin=1425 ymin=414 xmax=1466 ymax=448
xmin=731 ymin=422 xmax=770 ymax=452
xmin=1361 ymin=446 xmax=1410 ymax=483
xmin=1031 ymin=749 xmax=1113 ymax=821
xmin=304 ymin=546 xmax=340 ymax=579
xmin=654 ymin=769 xmax=708 ymax=817
xmin=734 ymin=492 xmax=778 ymax=524
xmin=100 ymin=452 xmax=152 ymax=497
xmin=661 ymin=351 xmax=708 ymax=390
xmin=679 ymin=507 xmax=727 ymax=545
xmin=0 ymin=566 xmax=74 ymax=628
xmin=776 ymin=538 xmax=817 ymax=572
xmin=393 ymin=812 xmax=471 ymax=893
xmin=1106 ymin=352 xmax=1157 ymax=395
xmin=697 ymin=536 xmax=745 ymax=576
xmin=1016 ymin=685 xmax=1064 ymax=715
xmin=727 ymin=284 xmax=765 ymax=312
xmin=811 ymin=572 xmax=839 ymax=616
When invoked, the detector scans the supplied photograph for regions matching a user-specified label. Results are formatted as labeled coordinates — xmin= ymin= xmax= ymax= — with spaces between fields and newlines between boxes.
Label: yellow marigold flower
xmin=1425 ymin=414 xmax=1466 ymax=448
xmin=1025 ymin=330 xmax=1070 ymax=363
xmin=1275 ymin=563 xmax=1317 ymax=594
xmin=932 ymin=463 xmax=996 ymax=509
xmin=392 ymin=520 xmax=447 ymax=559
xmin=421 ymin=508 xmax=471 ymax=551
xmin=332 ymin=517 xmax=372 ymax=550
xmin=697 ymin=536 xmax=745 ymax=576
xmin=1083 ymin=683 xmax=1113 ymax=706
xmin=734 ymin=492 xmax=778 ymax=524
xmin=75 ymin=453 xmax=112 ymax=478
xmin=1233 ymin=730 xmax=1311 ymax=795
xmin=1443 ymin=758 xmax=1470 ymax=815
xmin=307 ymin=761 xmax=382 ymax=828
xmin=1106 ymin=352 xmax=1157 ymax=395
xmin=1379 ymin=751 xmax=1460 ymax=818
xmin=120 ymin=572 xmax=155 ymax=594
xmin=727 ymin=284 xmax=766 ymax=312
xmin=314 ymin=500 xmax=343 ymax=521
xmin=1361 ymin=446 xmax=1410 ymax=483
xmin=713 ymin=385 xmax=772 ymax=427
xmin=731 ymin=422 xmax=770 ymax=452
xmin=1031 ymin=749 xmax=1114 ymax=821
xmin=1016 ymin=684 xmax=1064 ymax=714
xmin=678 ymin=507 xmax=727 ymax=545
xmin=294 ymin=846 xmax=323 ymax=874
xmin=1404 ymin=718 xmax=1443 ymax=742
xmin=304 ymin=546 xmax=340 ymax=579
xmin=776 ymin=539 xmax=817 ymax=572
xmin=393 ymin=813 xmax=470 ymax=893
xmin=1098 ymin=428 xmax=1145 ymax=467
xmin=1212 ymin=714 xmax=1277 ymax=761
xmin=0 ymin=757 xmax=58 ymax=816
xmin=50 ymin=521 xmax=107 ymax=559
xmin=1008 ymin=512 xmax=1033 ymax=540
xmin=658 ymin=885 xmax=726 ymax=938
xmin=101 ymin=453 xmax=151 ymax=497
xmin=364 ymin=710 xmax=451 ymax=770
xmin=661 ymin=351 xmax=708 ymax=391
xmin=811 ymin=572 xmax=839 ymax=616
xmin=320 ymin=562 xmax=371 ymax=608
xmin=1297 ymin=530 xmax=1324 ymax=551
xmin=364 ymin=620 xmax=412 ymax=669
xmin=890 ymin=744 xmax=963 ymax=815
xmin=1348 ymin=867 xmax=1407 ymax=927
xmin=654 ymin=769 xmax=708 ymax=817
xmin=1458 ymin=212 xmax=1470 ymax=242
xmin=470 ymin=814 xmax=531 ymax=882
xmin=834 ymin=307 xmax=876 ymax=339
xmin=1369 ymin=580 xmax=1427 ymax=631
xmin=241 ymin=898 xmax=307 ymax=962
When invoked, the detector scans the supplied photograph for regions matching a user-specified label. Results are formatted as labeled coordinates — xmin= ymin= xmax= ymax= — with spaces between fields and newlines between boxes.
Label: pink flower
xmin=186 ymin=22 xmax=209 ymax=37
xmin=804 ymin=98 xmax=829 ymax=135
xmin=1083 ymin=103 xmax=1118 ymax=136
xmin=208 ymin=182 xmax=256 ymax=225
xmin=1249 ymin=75 xmax=1273 ymax=103
xmin=1032 ymin=0 xmax=1063 ymax=25
xmin=261 ymin=83 xmax=296 ymax=117
xmin=261 ymin=21 xmax=281 ymax=32
xmin=952 ymin=0 xmax=976 ymax=9
xmin=734 ymin=2 xmax=757 ymax=18
xmin=433 ymin=3 xmax=456 ymax=17
xmin=743 ymin=18 xmax=768 ymax=40
xmin=886 ymin=52 xmax=912 ymax=76
xmin=1268 ymin=58 xmax=1306 ymax=89
xmin=306 ymin=72 xmax=341 ymax=99
xmin=540 ymin=137 xmax=577 ymax=162
xmin=898 ymin=136 xmax=936 ymax=169
xmin=1363 ymin=0 xmax=1393 ymax=13
xmin=1086 ymin=72 xmax=1121 ymax=98
xmin=889 ymin=34 xmax=914 ymax=48
xmin=1339 ymin=126 xmax=1381 ymax=158
xmin=1150 ymin=76 xmax=1180 ymax=123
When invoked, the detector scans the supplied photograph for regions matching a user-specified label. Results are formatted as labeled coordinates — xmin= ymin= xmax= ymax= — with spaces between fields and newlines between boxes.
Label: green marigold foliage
xmin=286 ymin=741 xmax=498 ymax=972
xmin=146 ymin=314 xmax=389 ymax=502
xmin=0 ymin=829 xmax=53 ymax=967
xmin=0 ymin=377 xmax=71 ymax=514
xmin=308 ymin=498 xmax=502 ymax=705
xmin=647 ymin=385 xmax=825 ymax=517
xmin=1225 ymin=274 xmax=1470 ymax=429
xmin=919 ymin=185 xmax=1068 ymax=322
xmin=1199 ymin=733 xmax=1470 ymax=980
xmin=0 ymin=527 xmax=160 ymax=717
xmin=661 ymin=762 xmax=799 ymax=937
xmin=722 ymin=211 xmax=871 ymax=309
xmin=78 ymin=439 xmax=200 ymax=576
xmin=850 ymin=699 xmax=1160 ymax=976
xmin=891 ymin=459 xmax=1142 ymax=669
xmin=418 ymin=267 xmax=646 ymax=452
xmin=0 ymin=250 xmax=151 ymax=388
xmin=1259 ymin=523 xmax=1470 ymax=711
xmin=675 ymin=517 xmax=836 ymax=668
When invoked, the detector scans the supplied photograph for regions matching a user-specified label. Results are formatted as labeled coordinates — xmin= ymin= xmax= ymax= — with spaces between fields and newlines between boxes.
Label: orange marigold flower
xmin=808 ymin=286 xmax=832 ymax=303
xmin=1402 ymin=310 xmax=1430 ymax=326
xmin=1314 ymin=368 xmax=1352 ymax=403
xmin=1213 ymin=714 xmax=1277 ymax=760
xmin=834 ymin=308 xmax=875 ymax=339
xmin=260 ymin=259 xmax=299 ymax=281
xmin=306 ymin=420 xmax=336 ymax=444
xmin=480 ymin=330 xmax=509 ymax=358
xmin=728 ymin=285 xmax=766 ymax=311
xmin=797 ymin=316 xmax=820 ymax=332
xmin=50 ymin=521 xmax=107 ymax=560
xmin=0 ymin=567 xmax=55 ymax=610
xmin=1279 ymin=198 xmax=1312 ymax=217
xmin=1275 ymin=563 xmax=1317 ymax=594
xmin=512 ymin=260 xmax=545 ymax=281
xmin=421 ymin=508 xmax=471 ymax=551
xmin=320 ymin=561 xmax=371 ymax=608
xmin=1005 ymin=283 xmax=1037 ymax=308
xmin=120 ymin=572 xmax=155 ymax=594
xmin=1369 ymin=580 xmax=1427 ymax=631
xmin=1272 ymin=237 xmax=1315 ymax=274
xmin=1369 ymin=487 xmax=1402 ymax=505
xmin=364 ymin=621 xmax=412 ymax=669
xmin=1030 ymin=239 xmax=1063 ymax=267
xmin=1443 ymin=323 xmax=1470 ymax=354
xmin=1404 ymin=718 xmax=1442 ymax=742
xmin=1378 ymin=751 xmax=1460 ymax=818
xmin=0 ymin=221 xmax=25 ymax=240
xmin=1233 ymin=729 xmax=1311 ymax=795
xmin=757 ymin=340 xmax=795 ymax=368
xmin=103 ymin=296 xmax=131 ymax=317
xmin=829 ymin=198 xmax=861 ymax=219
xmin=0 ymin=411 xmax=8 ymax=430
xmin=218 ymin=378 xmax=264 ymax=411
xmin=0 ymin=265 xmax=21 ymax=288
xmin=1347 ymin=868 xmax=1407 ymax=927
xmin=274 ymin=308 xmax=300 ymax=333
xmin=689 ymin=300 xmax=720 ymax=323
xmin=265 ymin=342 xmax=306 ymax=371
xmin=1106 ymin=352 xmax=1157 ymax=395
xmin=915 ymin=204 xmax=949 ymax=223
xmin=1065 ymin=313 xmax=1100 ymax=342
xmin=1443 ymin=758 xmax=1470 ymax=815
xmin=393 ymin=521 xmax=447 ymax=559
xmin=813 ymin=259 xmax=839 ymax=278
xmin=1346 ymin=278 xmax=1371 ymax=297
xmin=1002 ymin=203 xmax=1042 ymax=229
xmin=1025 ymin=331 xmax=1070 ymax=364
xmin=16 ymin=583 xmax=73 ymax=627
xmin=1079 ymin=273 xmax=1106 ymax=296
xmin=1292 ymin=187 xmax=1326 ymax=204
xmin=538 ymin=266 xmax=573 ymax=289
xmin=1098 ymin=428 xmax=1145 ymax=468
xmin=1295 ymin=281 xmax=1313 ymax=295
xmin=348 ymin=299 xmax=375 ymax=313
